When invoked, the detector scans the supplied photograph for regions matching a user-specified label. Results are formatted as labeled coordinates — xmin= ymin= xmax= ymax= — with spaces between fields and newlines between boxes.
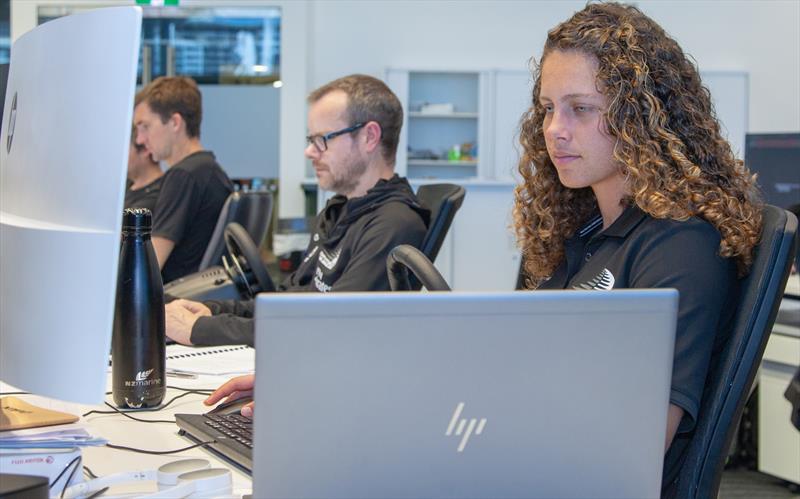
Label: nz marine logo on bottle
xmin=125 ymin=368 xmax=161 ymax=387
xmin=445 ymin=402 xmax=487 ymax=452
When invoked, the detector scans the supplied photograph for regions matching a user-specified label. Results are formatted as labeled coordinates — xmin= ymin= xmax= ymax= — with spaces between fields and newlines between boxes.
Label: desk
xmin=2 ymin=374 xmax=253 ymax=497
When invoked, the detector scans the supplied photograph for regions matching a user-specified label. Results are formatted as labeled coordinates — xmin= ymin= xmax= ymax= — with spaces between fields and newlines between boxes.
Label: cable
xmin=82 ymin=402 xmax=175 ymax=424
xmin=83 ymin=466 xmax=98 ymax=480
xmin=105 ymin=440 xmax=215 ymax=455
xmin=167 ymin=385 xmax=214 ymax=394
xmin=0 ymin=391 xmax=29 ymax=396
xmin=60 ymin=455 xmax=83 ymax=499
xmin=48 ymin=455 xmax=81 ymax=497
xmin=83 ymin=389 xmax=213 ymax=421
xmin=86 ymin=488 xmax=109 ymax=499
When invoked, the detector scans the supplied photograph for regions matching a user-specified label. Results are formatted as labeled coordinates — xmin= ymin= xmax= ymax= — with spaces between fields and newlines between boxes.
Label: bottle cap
xmin=122 ymin=208 xmax=153 ymax=231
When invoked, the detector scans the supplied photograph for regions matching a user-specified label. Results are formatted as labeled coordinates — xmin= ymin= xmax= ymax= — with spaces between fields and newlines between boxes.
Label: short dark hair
xmin=135 ymin=76 xmax=202 ymax=138
xmin=308 ymin=74 xmax=403 ymax=164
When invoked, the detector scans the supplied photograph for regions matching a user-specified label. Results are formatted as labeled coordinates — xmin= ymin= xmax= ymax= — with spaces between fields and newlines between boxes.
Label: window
xmin=38 ymin=6 xmax=281 ymax=85
xmin=0 ymin=2 xmax=10 ymax=64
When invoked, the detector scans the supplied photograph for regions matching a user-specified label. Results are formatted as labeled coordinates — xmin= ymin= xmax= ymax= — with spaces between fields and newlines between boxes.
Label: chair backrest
xmin=676 ymin=205 xmax=798 ymax=498
xmin=198 ymin=190 xmax=273 ymax=271
xmin=416 ymin=183 xmax=466 ymax=261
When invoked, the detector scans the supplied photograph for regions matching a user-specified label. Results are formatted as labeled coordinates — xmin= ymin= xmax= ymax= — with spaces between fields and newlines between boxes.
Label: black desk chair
xmin=392 ymin=183 xmax=465 ymax=290
xmin=197 ymin=191 xmax=273 ymax=272
xmin=675 ymin=205 xmax=797 ymax=498
xmin=416 ymin=183 xmax=466 ymax=262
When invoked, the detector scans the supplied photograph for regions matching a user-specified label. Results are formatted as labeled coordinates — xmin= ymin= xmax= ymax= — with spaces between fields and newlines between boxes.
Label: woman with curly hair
xmin=512 ymin=2 xmax=762 ymax=495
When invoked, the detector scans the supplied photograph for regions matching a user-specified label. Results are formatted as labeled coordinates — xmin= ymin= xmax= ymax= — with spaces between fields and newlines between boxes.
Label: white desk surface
xmin=2 ymin=373 xmax=253 ymax=497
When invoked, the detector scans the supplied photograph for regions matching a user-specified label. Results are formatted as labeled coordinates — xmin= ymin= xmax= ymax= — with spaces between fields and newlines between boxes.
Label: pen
xmin=166 ymin=369 xmax=198 ymax=380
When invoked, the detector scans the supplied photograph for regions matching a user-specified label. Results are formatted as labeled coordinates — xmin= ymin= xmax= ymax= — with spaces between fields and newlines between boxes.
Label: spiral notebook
xmin=166 ymin=344 xmax=255 ymax=376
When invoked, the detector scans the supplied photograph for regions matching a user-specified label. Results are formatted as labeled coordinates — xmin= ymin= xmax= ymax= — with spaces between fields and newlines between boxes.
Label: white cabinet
xmin=385 ymin=69 xmax=529 ymax=290
xmin=387 ymin=69 xmax=493 ymax=180
xmin=387 ymin=68 xmax=534 ymax=183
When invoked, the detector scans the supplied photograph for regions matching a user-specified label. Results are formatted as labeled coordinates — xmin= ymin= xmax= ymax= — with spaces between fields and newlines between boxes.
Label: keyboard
xmin=175 ymin=413 xmax=253 ymax=473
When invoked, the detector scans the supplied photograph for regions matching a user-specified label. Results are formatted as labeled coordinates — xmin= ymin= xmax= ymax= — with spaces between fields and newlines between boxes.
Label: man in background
xmin=165 ymin=74 xmax=430 ymax=346
xmin=124 ymin=127 xmax=163 ymax=213
xmin=134 ymin=76 xmax=233 ymax=283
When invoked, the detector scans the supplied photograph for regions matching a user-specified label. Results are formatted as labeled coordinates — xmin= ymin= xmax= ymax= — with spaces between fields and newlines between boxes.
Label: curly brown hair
xmin=513 ymin=2 xmax=762 ymax=287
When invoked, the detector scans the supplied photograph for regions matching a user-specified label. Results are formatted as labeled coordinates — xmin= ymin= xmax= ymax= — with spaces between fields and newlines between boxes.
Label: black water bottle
xmin=112 ymin=208 xmax=166 ymax=408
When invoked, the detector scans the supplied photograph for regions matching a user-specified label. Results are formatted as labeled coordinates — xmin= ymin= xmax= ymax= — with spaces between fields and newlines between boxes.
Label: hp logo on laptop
xmin=445 ymin=402 xmax=487 ymax=452
xmin=6 ymin=92 xmax=17 ymax=154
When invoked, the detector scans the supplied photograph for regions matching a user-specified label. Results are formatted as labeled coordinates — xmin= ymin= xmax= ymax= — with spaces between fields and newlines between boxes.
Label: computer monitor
xmin=745 ymin=133 xmax=800 ymax=209
xmin=0 ymin=7 xmax=142 ymax=404
xmin=0 ymin=64 xmax=8 ymax=120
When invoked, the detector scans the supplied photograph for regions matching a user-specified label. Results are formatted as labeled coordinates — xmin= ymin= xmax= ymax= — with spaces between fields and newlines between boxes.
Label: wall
xmin=308 ymin=0 xmax=800 ymax=135
xmin=11 ymin=0 xmax=800 ymax=216
xmin=200 ymin=85 xmax=279 ymax=179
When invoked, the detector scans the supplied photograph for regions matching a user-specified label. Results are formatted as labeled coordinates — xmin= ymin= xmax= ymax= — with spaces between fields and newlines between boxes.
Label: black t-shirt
xmin=124 ymin=176 xmax=164 ymax=214
xmin=152 ymin=151 xmax=233 ymax=283
xmin=537 ymin=205 xmax=739 ymax=496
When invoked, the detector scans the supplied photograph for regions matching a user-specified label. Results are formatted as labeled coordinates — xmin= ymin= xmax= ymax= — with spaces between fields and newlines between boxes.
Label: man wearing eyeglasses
xmin=165 ymin=74 xmax=430 ymax=346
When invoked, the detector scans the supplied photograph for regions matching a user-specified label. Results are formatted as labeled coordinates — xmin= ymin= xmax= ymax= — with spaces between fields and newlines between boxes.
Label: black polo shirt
xmin=124 ymin=176 xmax=164 ymax=214
xmin=152 ymin=150 xmax=233 ymax=283
xmin=538 ymin=204 xmax=739 ymax=495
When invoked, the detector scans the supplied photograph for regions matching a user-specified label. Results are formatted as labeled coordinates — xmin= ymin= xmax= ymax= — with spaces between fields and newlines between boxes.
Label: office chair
xmin=197 ymin=190 xmax=273 ymax=272
xmin=415 ymin=183 xmax=466 ymax=262
xmin=387 ymin=244 xmax=451 ymax=291
xmin=385 ymin=183 xmax=466 ymax=292
xmin=674 ymin=205 xmax=797 ymax=498
xmin=164 ymin=222 xmax=275 ymax=301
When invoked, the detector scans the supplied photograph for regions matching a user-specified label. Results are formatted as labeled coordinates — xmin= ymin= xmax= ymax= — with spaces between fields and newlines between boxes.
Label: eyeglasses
xmin=306 ymin=122 xmax=366 ymax=153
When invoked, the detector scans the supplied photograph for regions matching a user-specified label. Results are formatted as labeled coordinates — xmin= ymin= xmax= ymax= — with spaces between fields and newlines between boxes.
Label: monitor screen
xmin=745 ymin=133 xmax=800 ymax=209
xmin=0 ymin=7 xmax=142 ymax=404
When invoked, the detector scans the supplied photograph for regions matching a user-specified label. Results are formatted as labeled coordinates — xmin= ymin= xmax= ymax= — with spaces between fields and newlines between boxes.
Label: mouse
xmin=206 ymin=396 xmax=253 ymax=416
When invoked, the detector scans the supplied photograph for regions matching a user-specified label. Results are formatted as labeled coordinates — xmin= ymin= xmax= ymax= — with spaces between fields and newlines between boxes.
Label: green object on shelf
xmin=447 ymin=144 xmax=462 ymax=161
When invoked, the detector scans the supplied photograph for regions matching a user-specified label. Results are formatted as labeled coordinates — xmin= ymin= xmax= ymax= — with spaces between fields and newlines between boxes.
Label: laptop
xmin=247 ymin=289 xmax=677 ymax=499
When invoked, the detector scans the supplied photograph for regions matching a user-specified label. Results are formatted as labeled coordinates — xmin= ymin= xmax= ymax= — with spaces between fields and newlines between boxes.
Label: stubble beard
xmin=327 ymin=152 xmax=368 ymax=197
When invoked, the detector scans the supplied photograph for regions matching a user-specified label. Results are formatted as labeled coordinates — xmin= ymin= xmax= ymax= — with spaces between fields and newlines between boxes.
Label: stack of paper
xmin=0 ymin=423 xmax=106 ymax=448
xmin=167 ymin=344 xmax=255 ymax=376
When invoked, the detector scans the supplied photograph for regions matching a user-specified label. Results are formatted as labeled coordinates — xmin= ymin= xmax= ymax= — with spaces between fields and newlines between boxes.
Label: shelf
xmin=408 ymin=159 xmax=477 ymax=167
xmin=408 ymin=112 xmax=478 ymax=119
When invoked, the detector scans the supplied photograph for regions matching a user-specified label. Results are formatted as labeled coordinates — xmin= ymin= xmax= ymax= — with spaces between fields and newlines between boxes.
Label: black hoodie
xmin=191 ymin=175 xmax=429 ymax=346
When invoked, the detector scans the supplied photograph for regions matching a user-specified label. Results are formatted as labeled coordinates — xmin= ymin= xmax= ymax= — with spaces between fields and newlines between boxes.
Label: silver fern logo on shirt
xmin=317 ymin=247 xmax=342 ymax=270
xmin=574 ymin=268 xmax=615 ymax=290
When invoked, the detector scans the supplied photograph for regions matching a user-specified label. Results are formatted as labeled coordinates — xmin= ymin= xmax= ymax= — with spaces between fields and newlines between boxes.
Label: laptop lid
xmin=253 ymin=290 xmax=677 ymax=499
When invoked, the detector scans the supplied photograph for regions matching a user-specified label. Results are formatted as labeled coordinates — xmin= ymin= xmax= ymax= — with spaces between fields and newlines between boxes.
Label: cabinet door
xmin=450 ymin=184 xmax=520 ymax=291
xmin=493 ymin=70 xmax=532 ymax=182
